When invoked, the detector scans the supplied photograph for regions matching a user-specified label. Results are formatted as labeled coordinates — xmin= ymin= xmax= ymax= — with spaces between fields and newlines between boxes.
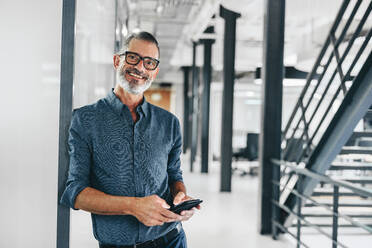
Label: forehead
xmin=127 ymin=39 xmax=159 ymax=59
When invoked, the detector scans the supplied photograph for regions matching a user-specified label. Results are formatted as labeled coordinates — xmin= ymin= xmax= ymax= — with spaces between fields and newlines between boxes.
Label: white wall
xmin=0 ymin=1 xmax=62 ymax=247
xmin=209 ymin=81 xmax=305 ymax=158
xmin=70 ymin=1 xmax=117 ymax=247
xmin=73 ymin=0 xmax=116 ymax=109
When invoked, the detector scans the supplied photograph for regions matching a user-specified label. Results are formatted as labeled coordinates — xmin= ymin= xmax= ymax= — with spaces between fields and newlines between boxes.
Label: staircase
xmin=278 ymin=0 xmax=372 ymax=228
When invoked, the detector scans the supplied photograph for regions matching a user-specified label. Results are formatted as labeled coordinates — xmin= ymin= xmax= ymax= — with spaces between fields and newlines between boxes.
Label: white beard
xmin=116 ymin=66 xmax=153 ymax=95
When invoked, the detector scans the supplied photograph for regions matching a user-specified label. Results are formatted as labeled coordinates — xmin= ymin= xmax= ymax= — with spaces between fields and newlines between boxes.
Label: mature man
xmin=60 ymin=31 xmax=198 ymax=248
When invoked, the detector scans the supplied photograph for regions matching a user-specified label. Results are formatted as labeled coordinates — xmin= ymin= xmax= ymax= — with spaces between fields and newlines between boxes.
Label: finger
xmin=160 ymin=208 xmax=182 ymax=221
xmin=156 ymin=197 xmax=170 ymax=209
xmin=157 ymin=214 xmax=173 ymax=223
xmin=159 ymin=213 xmax=179 ymax=223
xmin=180 ymin=209 xmax=195 ymax=217
xmin=173 ymin=192 xmax=186 ymax=205
xmin=150 ymin=210 xmax=174 ymax=224
xmin=179 ymin=211 xmax=193 ymax=221
xmin=162 ymin=202 xmax=170 ymax=209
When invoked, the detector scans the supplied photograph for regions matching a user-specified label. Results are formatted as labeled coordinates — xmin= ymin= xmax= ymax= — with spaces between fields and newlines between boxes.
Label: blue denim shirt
xmin=60 ymin=90 xmax=183 ymax=245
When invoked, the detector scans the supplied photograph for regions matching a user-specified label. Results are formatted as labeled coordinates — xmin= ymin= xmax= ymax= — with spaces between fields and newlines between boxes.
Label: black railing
xmin=272 ymin=159 xmax=372 ymax=248
xmin=282 ymin=0 xmax=372 ymax=164
xmin=279 ymin=0 xmax=372 ymax=213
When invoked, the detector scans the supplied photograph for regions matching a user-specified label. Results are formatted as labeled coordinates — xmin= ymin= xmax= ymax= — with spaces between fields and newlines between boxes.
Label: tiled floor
xmin=70 ymin=156 xmax=294 ymax=247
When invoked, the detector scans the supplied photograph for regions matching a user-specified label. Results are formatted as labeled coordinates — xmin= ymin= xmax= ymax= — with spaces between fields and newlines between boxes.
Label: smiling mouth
xmin=127 ymin=71 xmax=147 ymax=80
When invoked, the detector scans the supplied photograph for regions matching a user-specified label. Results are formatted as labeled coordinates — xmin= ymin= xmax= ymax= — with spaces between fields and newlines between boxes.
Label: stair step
xmin=350 ymin=131 xmax=372 ymax=139
xmin=305 ymin=203 xmax=372 ymax=207
xmin=320 ymin=177 xmax=372 ymax=184
xmin=345 ymin=131 xmax=372 ymax=146
xmin=312 ymin=191 xmax=361 ymax=197
xmin=302 ymin=214 xmax=372 ymax=218
xmin=340 ymin=146 xmax=372 ymax=155
xmin=291 ymin=224 xmax=372 ymax=228
xmin=330 ymin=162 xmax=372 ymax=170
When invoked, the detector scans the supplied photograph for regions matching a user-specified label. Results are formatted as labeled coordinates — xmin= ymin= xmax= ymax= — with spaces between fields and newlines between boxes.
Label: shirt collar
xmin=106 ymin=89 xmax=149 ymax=117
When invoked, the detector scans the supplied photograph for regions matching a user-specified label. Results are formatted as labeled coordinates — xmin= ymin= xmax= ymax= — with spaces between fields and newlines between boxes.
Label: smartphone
xmin=169 ymin=199 xmax=203 ymax=214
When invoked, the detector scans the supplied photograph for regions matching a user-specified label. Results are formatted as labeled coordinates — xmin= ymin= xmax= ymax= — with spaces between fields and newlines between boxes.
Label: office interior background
xmin=0 ymin=0 xmax=371 ymax=247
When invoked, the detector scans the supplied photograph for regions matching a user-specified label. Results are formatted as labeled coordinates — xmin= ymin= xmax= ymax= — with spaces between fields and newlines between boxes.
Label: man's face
xmin=115 ymin=39 xmax=159 ymax=95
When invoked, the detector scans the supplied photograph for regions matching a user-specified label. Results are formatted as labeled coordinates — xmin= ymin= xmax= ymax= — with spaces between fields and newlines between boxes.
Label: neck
xmin=113 ymin=84 xmax=143 ymax=112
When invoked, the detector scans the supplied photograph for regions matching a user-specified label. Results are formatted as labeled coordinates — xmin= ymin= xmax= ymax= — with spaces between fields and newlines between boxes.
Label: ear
xmin=113 ymin=55 xmax=121 ymax=69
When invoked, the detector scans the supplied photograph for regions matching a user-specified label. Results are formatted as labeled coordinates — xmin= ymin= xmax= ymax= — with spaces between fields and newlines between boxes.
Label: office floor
xmin=70 ymin=156 xmax=294 ymax=248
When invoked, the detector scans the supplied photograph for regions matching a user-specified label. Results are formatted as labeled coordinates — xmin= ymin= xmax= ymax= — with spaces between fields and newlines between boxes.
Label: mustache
xmin=124 ymin=68 xmax=149 ymax=79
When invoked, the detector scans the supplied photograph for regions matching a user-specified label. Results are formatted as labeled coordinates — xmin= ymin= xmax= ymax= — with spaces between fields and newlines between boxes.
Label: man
xmin=60 ymin=31 xmax=199 ymax=248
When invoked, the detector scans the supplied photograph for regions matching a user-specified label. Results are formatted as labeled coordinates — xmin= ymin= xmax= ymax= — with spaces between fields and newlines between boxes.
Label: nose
xmin=134 ymin=58 xmax=145 ymax=72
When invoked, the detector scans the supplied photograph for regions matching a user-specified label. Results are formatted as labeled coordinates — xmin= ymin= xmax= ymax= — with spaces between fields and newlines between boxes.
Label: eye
xmin=127 ymin=54 xmax=136 ymax=60
xmin=145 ymin=60 xmax=155 ymax=66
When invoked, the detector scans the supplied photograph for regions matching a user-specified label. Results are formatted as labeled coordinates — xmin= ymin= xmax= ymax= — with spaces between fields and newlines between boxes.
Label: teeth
xmin=129 ymin=72 xmax=143 ymax=79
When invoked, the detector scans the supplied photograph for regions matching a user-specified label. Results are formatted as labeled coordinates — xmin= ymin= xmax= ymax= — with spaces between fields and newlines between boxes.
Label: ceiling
xmin=117 ymin=0 xmax=371 ymax=84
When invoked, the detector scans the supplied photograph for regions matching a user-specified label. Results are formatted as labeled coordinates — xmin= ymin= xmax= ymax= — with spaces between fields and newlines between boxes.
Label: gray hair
xmin=119 ymin=31 xmax=160 ymax=57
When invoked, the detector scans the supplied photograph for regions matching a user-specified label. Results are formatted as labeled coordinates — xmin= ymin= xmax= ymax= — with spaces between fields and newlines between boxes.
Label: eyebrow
xmin=127 ymin=51 xmax=159 ymax=61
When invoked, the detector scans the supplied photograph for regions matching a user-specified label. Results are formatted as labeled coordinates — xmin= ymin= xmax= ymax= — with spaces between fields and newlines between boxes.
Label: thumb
xmin=173 ymin=192 xmax=186 ymax=205
xmin=160 ymin=200 xmax=170 ymax=209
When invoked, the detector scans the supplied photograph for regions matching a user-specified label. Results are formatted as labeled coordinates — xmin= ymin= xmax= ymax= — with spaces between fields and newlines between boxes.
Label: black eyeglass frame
xmin=118 ymin=51 xmax=160 ymax=71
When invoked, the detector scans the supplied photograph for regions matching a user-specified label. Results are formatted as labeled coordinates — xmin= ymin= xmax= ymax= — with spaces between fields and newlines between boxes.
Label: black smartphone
xmin=169 ymin=199 xmax=203 ymax=214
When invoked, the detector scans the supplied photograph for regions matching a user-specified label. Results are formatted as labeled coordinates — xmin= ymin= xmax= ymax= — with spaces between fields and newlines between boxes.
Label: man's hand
xmin=173 ymin=192 xmax=201 ymax=222
xmin=131 ymin=195 xmax=181 ymax=227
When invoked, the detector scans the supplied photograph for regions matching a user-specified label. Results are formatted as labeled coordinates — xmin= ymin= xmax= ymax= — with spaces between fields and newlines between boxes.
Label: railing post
xmin=296 ymin=175 xmax=303 ymax=248
xmin=332 ymin=185 xmax=339 ymax=248
xmin=272 ymin=164 xmax=280 ymax=239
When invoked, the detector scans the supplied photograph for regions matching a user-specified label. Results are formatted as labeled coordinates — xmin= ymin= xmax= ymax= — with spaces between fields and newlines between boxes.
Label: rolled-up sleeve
xmin=60 ymin=109 xmax=92 ymax=210
xmin=167 ymin=119 xmax=183 ymax=184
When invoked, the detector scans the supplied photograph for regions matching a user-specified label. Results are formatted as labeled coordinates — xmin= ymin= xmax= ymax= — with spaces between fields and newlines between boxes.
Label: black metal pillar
xmin=199 ymin=39 xmax=215 ymax=173
xmin=219 ymin=5 xmax=241 ymax=192
xmin=57 ymin=0 xmax=76 ymax=247
xmin=181 ymin=66 xmax=191 ymax=154
xmin=190 ymin=42 xmax=200 ymax=172
xmin=258 ymin=0 xmax=285 ymax=234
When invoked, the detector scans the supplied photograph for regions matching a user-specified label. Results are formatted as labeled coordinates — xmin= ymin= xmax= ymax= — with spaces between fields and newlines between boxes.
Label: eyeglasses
xmin=119 ymin=51 xmax=160 ymax=70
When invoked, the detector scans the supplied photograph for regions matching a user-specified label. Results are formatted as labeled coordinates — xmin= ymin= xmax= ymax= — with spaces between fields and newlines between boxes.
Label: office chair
xmin=232 ymin=132 xmax=259 ymax=176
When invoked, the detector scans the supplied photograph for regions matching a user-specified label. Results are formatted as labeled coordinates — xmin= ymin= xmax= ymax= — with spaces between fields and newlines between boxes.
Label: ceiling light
xmin=283 ymin=79 xmax=306 ymax=87
xmin=254 ymin=79 xmax=261 ymax=85
xmin=156 ymin=4 xmax=164 ymax=15
xmin=254 ymin=78 xmax=306 ymax=87
xmin=244 ymin=99 xmax=261 ymax=105
xmin=246 ymin=91 xmax=255 ymax=97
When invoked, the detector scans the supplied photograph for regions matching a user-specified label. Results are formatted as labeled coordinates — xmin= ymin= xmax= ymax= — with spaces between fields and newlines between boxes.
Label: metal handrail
xmin=299 ymin=27 xmax=372 ymax=163
xmin=282 ymin=0 xmax=363 ymax=152
xmin=272 ymin=159 xmax=372 ymax=198
xmin=272 ymin=0 xmax=372 ymax=246
xmin=272 ymin=220 xmax=311 ymax=248
xmin=272 ymin=179 xmax=372 ymax=234
xmin=281 ymin=0 xmax=372 ymax=163
xmin=272 ymin=159 xmax=372 ymax=247
xmin=272 ymin=200 xmax=348 ymax=248
xmin=281 ymin=0 xmax=352 ymax=139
